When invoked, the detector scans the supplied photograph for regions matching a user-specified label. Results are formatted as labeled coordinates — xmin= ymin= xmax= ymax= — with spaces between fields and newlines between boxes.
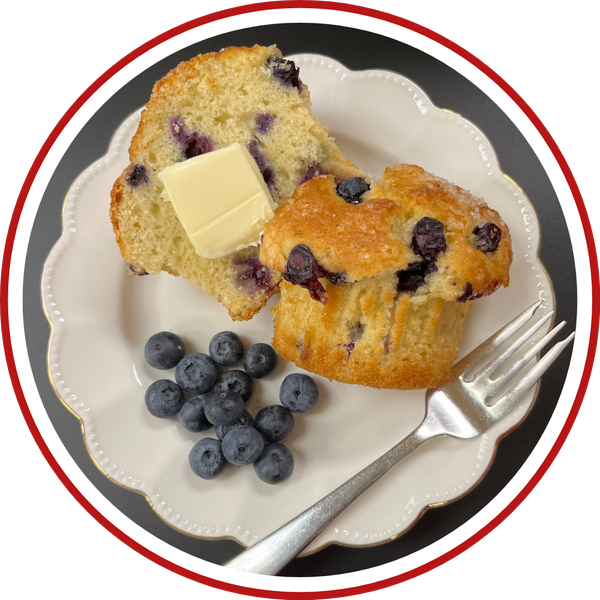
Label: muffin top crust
xmin=260 ymin=164 xmax=512 ymax=304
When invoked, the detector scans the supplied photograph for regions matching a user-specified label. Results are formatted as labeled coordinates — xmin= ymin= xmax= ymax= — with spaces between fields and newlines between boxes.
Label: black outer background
xmin=11 ymin=5 xmax=597 ymax=598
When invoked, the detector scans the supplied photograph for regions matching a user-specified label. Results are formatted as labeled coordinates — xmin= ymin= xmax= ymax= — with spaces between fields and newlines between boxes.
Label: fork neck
xmin=423 ymin=388 xmax=482 ymax=439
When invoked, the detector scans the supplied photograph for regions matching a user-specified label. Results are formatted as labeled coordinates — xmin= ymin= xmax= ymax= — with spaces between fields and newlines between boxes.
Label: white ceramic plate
xmin=42 ymin=54 xmax=552 ymax=554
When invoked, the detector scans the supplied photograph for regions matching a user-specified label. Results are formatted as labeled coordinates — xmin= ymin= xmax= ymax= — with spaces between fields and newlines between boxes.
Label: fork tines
xmin=454 ymin=300 xmax=575 ymax=414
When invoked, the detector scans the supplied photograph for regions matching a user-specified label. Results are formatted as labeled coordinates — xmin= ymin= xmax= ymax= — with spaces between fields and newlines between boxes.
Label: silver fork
xmin=225 ymin=300 xmax=574 ymax=575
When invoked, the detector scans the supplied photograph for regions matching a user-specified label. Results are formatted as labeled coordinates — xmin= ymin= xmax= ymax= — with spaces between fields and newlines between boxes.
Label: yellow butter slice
xmin=158 ymin=143 xmax=277 ymax=259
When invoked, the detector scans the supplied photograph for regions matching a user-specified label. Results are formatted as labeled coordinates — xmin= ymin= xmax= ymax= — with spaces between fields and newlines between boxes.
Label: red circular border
xmin=2 ymin=2 xmax=598 ymax=597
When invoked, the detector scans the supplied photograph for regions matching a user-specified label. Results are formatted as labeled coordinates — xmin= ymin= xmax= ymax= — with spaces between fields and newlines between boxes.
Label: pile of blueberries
xmin=143 ymin=330 xmax=319 ymax=484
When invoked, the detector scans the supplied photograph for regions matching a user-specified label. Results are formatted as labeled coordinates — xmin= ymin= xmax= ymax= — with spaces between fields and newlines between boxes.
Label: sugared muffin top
xmin=259 ymin=164 xmax=512 ymax=303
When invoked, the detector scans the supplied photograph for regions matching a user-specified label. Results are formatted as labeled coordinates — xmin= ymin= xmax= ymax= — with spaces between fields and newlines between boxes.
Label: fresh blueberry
xmin=144 ymin=331 xmax=186 ymax=370
xmin=189 ymin=438 xmax=228 ymax=479
xmin=243 ymin=343 xmax=278 ymax=379
xmin=144 ymin=379 xmax=185 ymax=418
xmin=179 ymin=396 xmax=213 ymax=433
xmin=279 ymin=373 xmax=319 ymax=413
xmin=222 ymin=426 xmax=265 ymax=466
xmin=175 ymin=353 xmax=219 ymax=394
xmin=215 ymin=370 xmax=254 ymax=402
xmin=209 ymin=331 xmax=244 ymax=367
xmin=336 ymin=177 xmax=370 ymax=204
xmin=267 ymin=55 xmax=301 ymax=89
xmin=254 ymin=405 xmax=294 ymax=442
xmin=203 ymin=391 xmax=244 ymax=426
xmin=254 ymin=442 xmax=294 ymax=484
xmin=215 ymin=410 xmax=254 ymax=440
xmin=411 ymin=217 xmax=446 ymax=260
xmin=472 ymin=222 xmax=502 ymax=253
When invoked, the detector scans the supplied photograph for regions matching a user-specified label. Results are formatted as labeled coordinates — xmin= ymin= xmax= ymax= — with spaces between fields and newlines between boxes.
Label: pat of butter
xmin=158 ymin=143 xmax=277 ymax=259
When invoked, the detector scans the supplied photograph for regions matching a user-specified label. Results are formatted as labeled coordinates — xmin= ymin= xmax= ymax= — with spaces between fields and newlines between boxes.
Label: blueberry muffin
xmin=259 ymin=165 xmax=512 ymax=389
xmin=110 ymin=45 xmax=362 ymax=321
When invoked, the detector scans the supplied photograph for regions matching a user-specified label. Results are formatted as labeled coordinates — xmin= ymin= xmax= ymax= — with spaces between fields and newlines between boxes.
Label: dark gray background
xmin=5 ymin=7 xmax=590 ymax=593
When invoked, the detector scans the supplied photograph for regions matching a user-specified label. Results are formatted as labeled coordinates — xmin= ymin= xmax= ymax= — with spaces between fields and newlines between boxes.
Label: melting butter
xmin=158 ymin=143 xmax=277 ymax=259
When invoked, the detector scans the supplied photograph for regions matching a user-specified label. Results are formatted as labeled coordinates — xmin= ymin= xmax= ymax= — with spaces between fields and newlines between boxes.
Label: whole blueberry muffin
xmin=110 ymin=45 xmax=361 ymax=321
xmin=259 ymin=165 xmax=512 ymax=390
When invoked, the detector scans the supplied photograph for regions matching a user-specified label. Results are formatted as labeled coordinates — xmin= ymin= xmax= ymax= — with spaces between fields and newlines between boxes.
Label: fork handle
xmin=224 ymin=424 xmax=434 ymax=575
